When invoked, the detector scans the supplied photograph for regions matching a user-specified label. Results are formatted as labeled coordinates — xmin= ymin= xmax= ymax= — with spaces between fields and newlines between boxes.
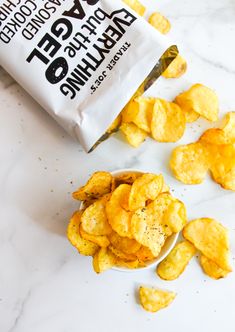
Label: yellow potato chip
xmin=106 ymin=184 xmax=133 ymax=238
xmin=93 ymin=248 xmax=116 ymax=273
xmin=108 ymin=232 xmax=141 ymax=254
xmin=131 ymin=201 xmax=168 ymax=256
xmin=134 ymin=97 xmax=155 ymax=133
xmin=162 ymin=55 xmax=187 ymax=79
xmin=200 ymin=128 xmax=232 ymax=145
xmin=139 ymin=286 xmax=176 ymax=313
xmin=109 ymin=245 xmax=137 ymax=261
xmin=67 ymin=211 xmax=99 ymax=256
xmin=121 ymin=98 xmax=154 ymax=133
xmin=135 ymin=246 xmax=155 ymax=262
xmin=183 ymin=218 xmax=232 ymax=271
xmin=200 ymin=255 xmax=230 ymax=280
xmin=121 ymin=100 xmax=139 ymax=123
xmin=157 ymin=241 xmax=196 ymax=280
xmin=221 ymin=112 xmax=235 ymax=143
xmin=148 ymin=12 xmax=171 ymax=34
xmin=163 ymin=199 xmax=187 ymax=233
xmin=114 ymin=172 xmax=141 ymax=187
xmin=170 ymin=142 xmax=210 ymax=184
xmin=120 ymin=122 xmax=148 ymax=148
xmin=174 ymin=84 xmax=219 ymax=122
xmin=80 ymin=225 xmax=110 ymax=247
xmin=210 ymin=153 xmax=235 ymax=191
xmin=129 ymin=173 xmax=164 ymax=211
xmin=115 ymin=258 xmax=140 ymax=269
xmin=122 ymin=0 xmax=146 ymax=16
xmin=150 ymin=192 xmax=176 ymax=236
xmin=151 ymin=99 xmax=186 ymax=143
xmin=81 ymin=195 xmax=112 ymax=236
xmin=73 ymin=171 xmax=113 ymax=201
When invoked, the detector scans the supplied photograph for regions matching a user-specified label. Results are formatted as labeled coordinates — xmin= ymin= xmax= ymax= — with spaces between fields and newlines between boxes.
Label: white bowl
xmin=81 ymin=169 xmax=179 ymax=272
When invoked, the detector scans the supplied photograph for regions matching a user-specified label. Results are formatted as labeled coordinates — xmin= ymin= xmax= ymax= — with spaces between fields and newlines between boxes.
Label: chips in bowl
xmin=68 ymin=170 xmax=183 ymax=272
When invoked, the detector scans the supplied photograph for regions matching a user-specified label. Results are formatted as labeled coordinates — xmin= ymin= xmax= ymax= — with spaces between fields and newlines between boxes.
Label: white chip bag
xmin=0 ymin=0 xmax=177 ymax=151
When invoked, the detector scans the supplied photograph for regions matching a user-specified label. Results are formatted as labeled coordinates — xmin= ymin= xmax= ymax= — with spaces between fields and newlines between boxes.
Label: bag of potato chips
xmin=0 ymin=0 xmax=177 ymax=152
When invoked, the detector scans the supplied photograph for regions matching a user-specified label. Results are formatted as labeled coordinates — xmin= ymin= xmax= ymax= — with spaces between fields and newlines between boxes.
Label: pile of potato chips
xmin=118 ymin=83 xmax=219 ymax=148
xmin=170 ymin=112 xmax=235 ymax=191
xmin=140 ymin=217 xmax=232 ymax=313
xmin=67 ymin=171 xmax=233 ymax=313
xmin=66 ymin=0 xmax=234 ymax=315
xmin=68 ymin=171 xmax=187 ymax=273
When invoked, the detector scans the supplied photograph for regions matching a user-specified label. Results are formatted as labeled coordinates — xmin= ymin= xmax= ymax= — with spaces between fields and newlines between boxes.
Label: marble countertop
xmin=1 ymin=0 xmax=235 ymax=331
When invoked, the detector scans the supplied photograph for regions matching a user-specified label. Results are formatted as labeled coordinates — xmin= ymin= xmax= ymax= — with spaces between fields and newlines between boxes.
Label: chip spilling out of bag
xmin=170 ymin=112 xmax=235 ymax=191
xmin=139 ymin=286 xmax=176 ymax=313
xmin=68 ymin=171 xmax=186 ymax=273
xmin=162 ymin=55 xmax=187 ymax=79
xmin=119 ymin=83 xmax=218 ymax=148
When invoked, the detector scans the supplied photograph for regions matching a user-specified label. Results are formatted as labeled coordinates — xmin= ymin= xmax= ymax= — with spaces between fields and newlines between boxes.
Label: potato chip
xmin=157 ymin=241 xmax=196 ymax=280
xmin=73 ymin=171 xmax=113 ymax=201
xmin=133 ymin=97 xmax=155 ymax=132
xmin=93 ymin=248 xmax=116 ymax=273
xmin=106 ymin=184 xmax=133 ymax=238
xmin=131 ymin=201 xmax=169 ymax=256
xmin=121 ymin=98 xmax=154 ymax=133
xmin=135 ymin=246 xmax=155 ymax=262
xmin=221 ymin=112 xmax=235 ymax=142
xmin=210 ymin=153 xmax=235 ymax=191
xmin=129 ymin=173 xmax=164 ymax=211
xmin=114 ymin=172 xmax=141 ymax=187
xmin=81 ymin=195 xmax=112 ymax=236
xmin=200 ymin=128 xmax=232 ymax=145
xmin=183 ymin=218 xmax=232 ymax=271
xmin=170 ymin=142 xmax=210 ymax=184
xmin=122 ymin=0 xmax=146 ymax=16
xmin=109 ymin=232 xmax=141 ymax=254
xmin=163 ymin=199 xmax=187 ymax=233
xmin=151 ymin=99 xmax=186 ymax=143
xmin=149 ymin=192 xmax=176 ymax=237
xmin=109 ymin=245 xmax=137 ymax=261
xmin=121 ymin=100 xmax=139 ymax=123
xmin=162 ymin=55 xmax=187 ymax=79
xmin=80 ymin=225 xmax=110 ymax=247
xmin=139 ymin=286 xmax=176 ymax=313
xmin=67 ymin=211 xmax=99 ymax=256
xmin=200 ymin=255 xmax=230 ymax=280
xmin=174 ymin=84 xmax=219 ymax=122
xmin=115 ymin=258 xmax=140 ymax=269
xmin=148 ymin=12 xmax=171 ymax=34
xmin=120 ymin=122 xmax=148 ymax=148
